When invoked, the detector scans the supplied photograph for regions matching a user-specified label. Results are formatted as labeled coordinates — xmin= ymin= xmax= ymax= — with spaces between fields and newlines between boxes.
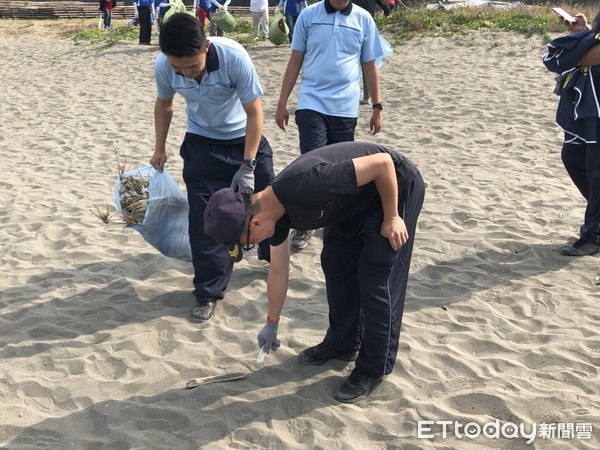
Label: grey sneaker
xmin=291 ymin=229 xmax=315 ymax=249
xmin=559 ymin=238 xmax=600 ymax=256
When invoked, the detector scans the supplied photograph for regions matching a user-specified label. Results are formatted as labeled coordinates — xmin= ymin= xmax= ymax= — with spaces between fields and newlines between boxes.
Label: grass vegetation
xmin=71 ymin=25 xmax=139 ymax=47
xmin=1 ymin=4 xmax=598 ymax=47
xmin=376 ymin=3 xmax=600 ymax=45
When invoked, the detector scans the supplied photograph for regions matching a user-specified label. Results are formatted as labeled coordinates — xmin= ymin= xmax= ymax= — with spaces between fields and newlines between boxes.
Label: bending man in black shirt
xmin=204 ymin=142 xmax=425 ymax=403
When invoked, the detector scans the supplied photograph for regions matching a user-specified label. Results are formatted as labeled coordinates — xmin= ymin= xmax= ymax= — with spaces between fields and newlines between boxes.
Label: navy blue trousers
xmin=295 ymin=109 xmax=358 ymax=154
xmin=320 ymin=172 xmax=425 ymax=376
xmin=180 ymin=134 xmax=274 ymax=302
xmin=561 ymin=141 xmax=600 ymax=243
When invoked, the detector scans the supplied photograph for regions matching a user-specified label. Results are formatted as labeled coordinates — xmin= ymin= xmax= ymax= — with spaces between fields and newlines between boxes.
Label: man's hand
xmin=275 ymin=104 xmax=289 ymax=131
xmin=370 ymin=109 xmax=383 ymax=135
xmin=150 ymin=149 xmax=167 ymax=172
xmin=230 ymin=165 xmax=255 ymax=193
xmin=381 ymin=216 xmax=408 ymax=251
xmin=257 ymin=321 xmax=280 ymax=353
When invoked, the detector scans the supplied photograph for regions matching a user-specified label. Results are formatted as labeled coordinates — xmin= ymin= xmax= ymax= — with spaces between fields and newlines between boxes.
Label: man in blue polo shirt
xmin=275 ymin=0 xmax=384 ymax=250
xmin=150 ymin=13 xmax=275 ymax=322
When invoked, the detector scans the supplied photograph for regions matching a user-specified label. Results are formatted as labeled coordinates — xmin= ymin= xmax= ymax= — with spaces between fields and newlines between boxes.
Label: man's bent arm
xmin=353 ymin=153 xmax=408 ymax=250
xmin=266 ymin=237 xmax=291 ymax=322
xmin=353 ymin=154 xmax=397 ymax=217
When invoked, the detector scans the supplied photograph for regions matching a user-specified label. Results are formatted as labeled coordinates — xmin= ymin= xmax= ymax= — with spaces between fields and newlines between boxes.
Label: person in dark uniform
xmin=203 ymin=142 xmax=425 ymax=403
xmin=543 ymin=11 xmax=600 ymax=256
xmin=150 ymin=13 xmax=275 ymax=322
xmin=136 ymin=0 xmax=153 ymax=45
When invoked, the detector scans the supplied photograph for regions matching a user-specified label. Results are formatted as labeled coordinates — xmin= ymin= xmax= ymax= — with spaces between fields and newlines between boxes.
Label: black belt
xmin=184 ymin=132 xmax=246 ymax=146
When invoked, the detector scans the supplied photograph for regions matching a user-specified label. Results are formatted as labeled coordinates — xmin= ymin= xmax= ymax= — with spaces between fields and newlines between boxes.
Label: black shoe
xmin=334 ymin=368 xmax=384 ymax=403
xmin=298 ymin=342 xmax=358 ymax=366
xmin=191 ymin=300 xmax=216 ymax=322
xmin=559 ymin=238 xmax=600 ymax=256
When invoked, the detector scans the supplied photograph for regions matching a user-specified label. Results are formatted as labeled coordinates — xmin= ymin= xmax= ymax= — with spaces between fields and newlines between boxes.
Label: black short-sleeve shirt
xmin=269 ymin=142 xmax=418 ymax=246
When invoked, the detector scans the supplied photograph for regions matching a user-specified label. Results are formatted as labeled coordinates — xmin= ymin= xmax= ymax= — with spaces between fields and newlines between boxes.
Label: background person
xmin=275 ymin=0 xmax=385 ymax=250
xmin=275 ymin=0 xmax=307 ymax=44
xmin=99 ymin=0 xmax=117 ymax=30
xmin=209 ymin=0 xmax=231 ymax=37
xmin=196 ymin=0 xmax=212 ymax=28
xmin=137 ymin=0 xmax=154 ymax=44
xmin=544 ymin=11 xmax=600 ymax=256
xmin=155 ymin=0 xmax=171 ymax=32
xmin=250 ymin=0 xmax=269 ymax=40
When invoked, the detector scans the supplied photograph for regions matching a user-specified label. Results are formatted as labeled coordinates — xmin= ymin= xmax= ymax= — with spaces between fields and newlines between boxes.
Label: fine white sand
xmin=0 ymin=19 xmax=598 ymax=449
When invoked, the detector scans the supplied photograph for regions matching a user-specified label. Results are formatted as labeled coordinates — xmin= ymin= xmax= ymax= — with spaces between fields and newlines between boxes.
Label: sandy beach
xmin=0 ymin=18 xmax=599 ymax=449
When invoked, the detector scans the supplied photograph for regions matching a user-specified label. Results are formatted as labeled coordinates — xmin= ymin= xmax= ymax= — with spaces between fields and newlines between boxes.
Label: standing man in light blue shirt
xmin=275 ymin=0 xmax=384 ymax=250
xmin=150 ymin=13 xmax=275 ymax=322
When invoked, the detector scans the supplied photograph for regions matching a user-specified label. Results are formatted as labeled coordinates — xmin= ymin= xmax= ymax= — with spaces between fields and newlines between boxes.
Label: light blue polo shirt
xmin=291 ymin=0 xmax=383 ymax=118
xmin=154 ymin=37 xmax=263 ymax=139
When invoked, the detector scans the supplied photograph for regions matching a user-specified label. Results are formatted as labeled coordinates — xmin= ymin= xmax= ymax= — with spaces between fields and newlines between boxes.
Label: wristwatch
xmin=242 ymin=158 xmax=257 ymax=169
xmin=372 ymin=102 xmax=383 ymax=110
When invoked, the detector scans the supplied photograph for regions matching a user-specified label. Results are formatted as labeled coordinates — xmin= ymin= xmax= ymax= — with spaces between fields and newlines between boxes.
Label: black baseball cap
xmin=204 ymin=188 xmax=247 ymax=262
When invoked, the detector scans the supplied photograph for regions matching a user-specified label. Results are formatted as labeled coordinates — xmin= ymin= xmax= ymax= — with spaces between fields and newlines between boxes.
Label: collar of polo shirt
xmin=205 ymin=41 xmax=220 ymax=73
xmin=325 ymin=0 xmax=353 ymax=15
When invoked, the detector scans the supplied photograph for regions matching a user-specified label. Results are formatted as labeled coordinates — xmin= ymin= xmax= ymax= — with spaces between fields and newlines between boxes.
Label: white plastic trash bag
xmin=376 ymin=35 xmax=393 ymax=69
xmin=114 ymin=166 xmax=192 ymax=262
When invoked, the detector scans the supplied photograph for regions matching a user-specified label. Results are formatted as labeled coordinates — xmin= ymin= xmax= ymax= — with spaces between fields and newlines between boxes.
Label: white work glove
xmin=230 ymin=165 xmax=255 ymax=194
xmin=257 ymin=321 xmax=280 ymax=353
xmin=274 ymin=6 xmax=280 ymax=14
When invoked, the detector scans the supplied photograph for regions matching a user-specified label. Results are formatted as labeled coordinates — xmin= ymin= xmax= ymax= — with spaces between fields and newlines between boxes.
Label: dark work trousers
xmin=320 ymin=171 xmax=425 ymax=376
xmin=561 ymin=141 xmax=600 ymax=244
xmin=295 ymin=109 xmax=358 ymax=155
xmin=138 ymin=5 xmax=152 ymax=44
xmin=180 ymin=134 xmax=274 ymax=302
